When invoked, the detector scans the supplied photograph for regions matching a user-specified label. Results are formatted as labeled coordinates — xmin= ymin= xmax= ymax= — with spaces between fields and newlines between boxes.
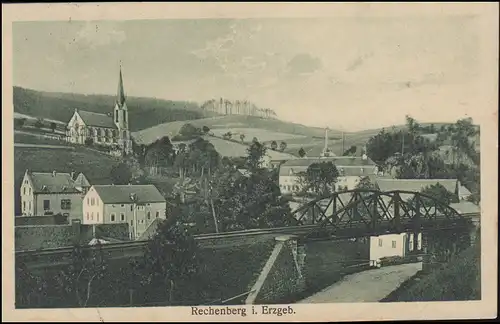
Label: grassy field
xmin=132 ymin=115 xmax=340 ymax=146
xmin=13 ymin=145 xmax=121 ymax=215
xmin=14 ymin=132 xmax=68 ymax=146
xmin=382 ymin=241 xmax=481 ymax=302
xmin=210 ymin=127 xmax=306 ymax=143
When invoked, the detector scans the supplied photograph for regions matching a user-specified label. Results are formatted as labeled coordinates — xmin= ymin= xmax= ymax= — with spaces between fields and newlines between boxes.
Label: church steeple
xmin=117 ymin=63 xmax=126 ymax=107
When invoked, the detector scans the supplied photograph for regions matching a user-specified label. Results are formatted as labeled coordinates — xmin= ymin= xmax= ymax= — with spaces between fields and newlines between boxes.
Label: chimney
xmin=52 ymin=170 xmax=56 ymax=177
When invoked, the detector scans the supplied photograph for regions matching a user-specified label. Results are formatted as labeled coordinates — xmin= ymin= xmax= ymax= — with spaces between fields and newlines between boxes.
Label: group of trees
xmin=365 ymin=116 xmax=480 ymax=204
xmin=269 ymin=140 xmax=287 ymax=152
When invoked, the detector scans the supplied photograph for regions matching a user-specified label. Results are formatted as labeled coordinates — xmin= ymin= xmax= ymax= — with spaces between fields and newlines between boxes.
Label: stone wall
xmin=246 ymin=236 xmax=306 ymax=305
xmin=15 ymin=214 xmax=69 ymax=226
xmin=15 ymin=225 xmax=75 ymax=251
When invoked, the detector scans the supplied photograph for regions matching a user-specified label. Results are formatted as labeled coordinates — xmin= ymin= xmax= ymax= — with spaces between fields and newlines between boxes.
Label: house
xmin=19 ymin=170 xmax=90 ymax=220
xmin=278 ymin=155 xmax=378 ymax=195
xmin=369 ymin=233 xmax=422 ymax=266
xmin=66 ymin=65 xmax=132 ymax=155
xmin=82 ymin=184 xmax=167 ymax=240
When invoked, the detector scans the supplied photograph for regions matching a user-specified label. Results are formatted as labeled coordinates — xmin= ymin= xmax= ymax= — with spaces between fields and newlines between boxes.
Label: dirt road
xmin=298 ymin=262 xmax=422 ymax=303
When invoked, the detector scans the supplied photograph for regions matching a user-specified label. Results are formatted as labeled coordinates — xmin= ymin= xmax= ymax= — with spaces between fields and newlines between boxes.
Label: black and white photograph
xmin=3 ymin=2 xmax=498 ymax=322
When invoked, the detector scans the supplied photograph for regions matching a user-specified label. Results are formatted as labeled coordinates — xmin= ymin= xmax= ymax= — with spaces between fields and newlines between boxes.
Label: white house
xmin=369 ymin=233 xmax=422 ymax=266
xmin=82 ymin=184 xmax=167 ymax=240
xmin=19 ymin=170 xmax=90 ymax=220
xmin=278 ymin=155 xmax=378 ymax=195
xmin=66 ymin=65 xmax=132 ymax=155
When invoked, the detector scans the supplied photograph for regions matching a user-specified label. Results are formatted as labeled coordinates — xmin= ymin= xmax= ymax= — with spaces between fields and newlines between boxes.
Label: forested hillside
xmin=13 ymin=87 xmax=213 ymax=131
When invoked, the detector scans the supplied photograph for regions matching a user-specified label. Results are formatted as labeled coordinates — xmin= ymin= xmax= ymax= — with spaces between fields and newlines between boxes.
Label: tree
xmin=279 ymin=141 xmax=287 ymax=152
xmin=240 ymin=133 xmax=245 ymax=143
xmin=409 ymin=183 xmax=459 ymax=211
xmin=84 ymin=137 xmax=94 ymax=146
xmin=34 ymin=118 xmax=44 ymax=129
xmin=343 ymin=145 xmax=357 ymax=156
xmin=270 ymin=141 xmax=278 ymax=150
xmin=110 ymin=162 xmax=132 ymax=185
xmin=15 ymin=118 xmax=26 ymax=128
xmin=252 ymin=137 xmax=258 ymax=143
xmin=246 ymin=140 xmax=267 ymax=171
xmin=300 ymin=162 xmax=339 ymax=196
xmin=136 ymin=220 xmax=199 ymax=304
xmin=178 ymin=123 xmax=202 ymax=140
xmin=50 ymin=122 xmax=57 ymax=133
xmin=202 ymin=126 xmax=210 ymax=134
xmin=298 ymin=147 xmax=306 ymax=157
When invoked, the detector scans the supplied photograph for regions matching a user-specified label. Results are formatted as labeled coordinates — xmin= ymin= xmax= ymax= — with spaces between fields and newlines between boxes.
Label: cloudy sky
xmin=13 ymin=16 xmax=483 ymax=131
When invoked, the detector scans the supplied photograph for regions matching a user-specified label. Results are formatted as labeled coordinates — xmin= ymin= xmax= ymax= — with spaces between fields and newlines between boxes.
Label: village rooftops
xmin=91 ymin=184 xmax=166 ymax=204
xmin=26 ymin=170 xmax=82 ymax=194
xmin=75 ymin=110 xmax=117 ymax=129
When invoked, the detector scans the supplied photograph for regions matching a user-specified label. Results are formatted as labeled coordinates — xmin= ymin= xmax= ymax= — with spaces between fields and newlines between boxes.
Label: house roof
xmin=77 ymin=110 xmax=117 ymax=129
xmin=279 ymin=157 xmax=377 ymax=177
xmin=92 ymin=184 xmax=166 ymax=204
xmin=27 ymin=171 xmax=81 ymax=194
xmin=75 ymin=172 xmax=91 ymax=188
xmin=449 ymin=201 xmax=480 ymax=214
xmin=459 ymin=185 xmax=472 ymax=196
xmin=376 ymin=178 xmax=458 ymax=194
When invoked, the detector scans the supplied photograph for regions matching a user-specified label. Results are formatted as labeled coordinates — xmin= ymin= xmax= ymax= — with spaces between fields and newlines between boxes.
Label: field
xmin=210 ymin=128 xmax=306 ymax=143
xmin=132 ymin=115 xmax=340 ymax=146
xmin=14 ymin=132 xmax=68 ymax=146
xmin=13 ymin=145 xmax=121 ymax=215
xmin=203 ymin=136 xmax=297 ymax=160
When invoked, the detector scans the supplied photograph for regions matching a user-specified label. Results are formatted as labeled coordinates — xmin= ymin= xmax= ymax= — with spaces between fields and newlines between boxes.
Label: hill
xmin=132 ymin=115 xmax=342 ymax=146
xmin=13 ymin=145 xmax=121 ymax=215
xmin=13 ymin=86 xmax=215 ymax=132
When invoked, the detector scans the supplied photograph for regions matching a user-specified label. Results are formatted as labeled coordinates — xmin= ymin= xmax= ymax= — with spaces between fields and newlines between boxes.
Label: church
xmin=66 ymin=66 xmax=132 ymax=155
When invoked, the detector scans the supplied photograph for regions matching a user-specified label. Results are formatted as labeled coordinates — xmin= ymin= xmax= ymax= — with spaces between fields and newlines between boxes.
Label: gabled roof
xmin=92 ymin=184 xmax=166 ymax=204
xmin=76 ymin=110 xmax=117 ymax=129
xmin=75 ymin=172 xmax=91 ymax=188
xmin=376 ymin=178 xmax=458 ymax=194
xmin=27 ymin=171 xmax=81 ymax=194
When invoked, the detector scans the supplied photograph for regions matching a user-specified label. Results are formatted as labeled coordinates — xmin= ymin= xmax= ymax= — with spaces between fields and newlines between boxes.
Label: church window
xmin=115 ymin=110 xmax=118 ymax=123
xmin=123 ymin=130 xmax=127 ymax=139
xmin=123 ymin=111 xmax=127 ymax=124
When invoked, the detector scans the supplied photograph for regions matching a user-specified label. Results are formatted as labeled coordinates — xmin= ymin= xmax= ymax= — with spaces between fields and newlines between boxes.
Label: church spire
xmin=117 ymin=63 xmax=126 ymax=106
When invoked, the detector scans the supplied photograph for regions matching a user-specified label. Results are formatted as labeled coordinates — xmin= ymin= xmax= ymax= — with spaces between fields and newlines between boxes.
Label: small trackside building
xmin=82 ymin=184 xmax=167 ymax=240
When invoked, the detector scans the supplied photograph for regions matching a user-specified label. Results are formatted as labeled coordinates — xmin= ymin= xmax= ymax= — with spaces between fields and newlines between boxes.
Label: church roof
xmin=75 ymin=172 xmax=91 ymax=188
xmin=76 ymin=110 xmax=117 ymax=129
xmin=117 ymin=66 xmax=126 ymax=106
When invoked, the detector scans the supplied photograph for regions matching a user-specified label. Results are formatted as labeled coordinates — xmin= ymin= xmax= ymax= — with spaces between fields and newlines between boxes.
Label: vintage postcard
xmin=2 ymin=2 xmax=498 ymax=322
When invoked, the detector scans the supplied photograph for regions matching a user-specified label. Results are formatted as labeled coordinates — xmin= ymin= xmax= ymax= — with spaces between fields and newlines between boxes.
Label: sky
xmin=12 ymin=16 xmax=484 ymax=131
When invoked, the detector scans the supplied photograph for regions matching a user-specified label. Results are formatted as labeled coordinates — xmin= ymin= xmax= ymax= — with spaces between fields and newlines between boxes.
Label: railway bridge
xmin=15 ymin=189 xmax=479 ymax=306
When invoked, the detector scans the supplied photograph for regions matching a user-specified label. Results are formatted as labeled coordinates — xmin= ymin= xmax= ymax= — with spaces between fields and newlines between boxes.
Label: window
xmin=115 ymin=110 xmax=118 ymax=123
xmin=140 ymin=219 xmax=144 ymax=224
xmin=130 ymin=220 xmax=133 ymax=226
xmin=91 ymin=198 xmax=95 ymax=206
xmin=124 ymin=112 xmax=127 ymax=124
xmin=156 ymin=211 xmax=160 ymax=218
xmin=23 ymin=201 xmax=26 ymax=211
xmin=91 ymin=212 xmax=94 ymax=220
xmin=28 ymin=201 xmax=31 ymax=211
xmin=111 ymin=214 xmax=116 ymax=222
xmin=61 ymin=199 xmax=71 ymax=210
xmin=121 ymin=204 xmax=124 ymax=207
xmin=120 ymin=213 xmax=125 ymax=221
xmin=86 ymin=212 xmax=89 ymax=220
xmin=87 ymin=198 xmax=90 ymax=205
xmin=23 ymin=187 xmax=26 ymax=195
xmin=130 ymin=205 xmax=133 ymax=211
xmin=378 ymin=239 xmax=383 ymax=247
xmin=43 ymin=200 xmax=50 ymax=210
xmin=147 ymin=212 xmax=151 ymax=220
xmin=29 ymin=188 xmax=31 ymax=195
xmin=97 ymin=212 xmax=99 ymax=222
xmin=392 ymin=241 xmax=397 ymax=249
